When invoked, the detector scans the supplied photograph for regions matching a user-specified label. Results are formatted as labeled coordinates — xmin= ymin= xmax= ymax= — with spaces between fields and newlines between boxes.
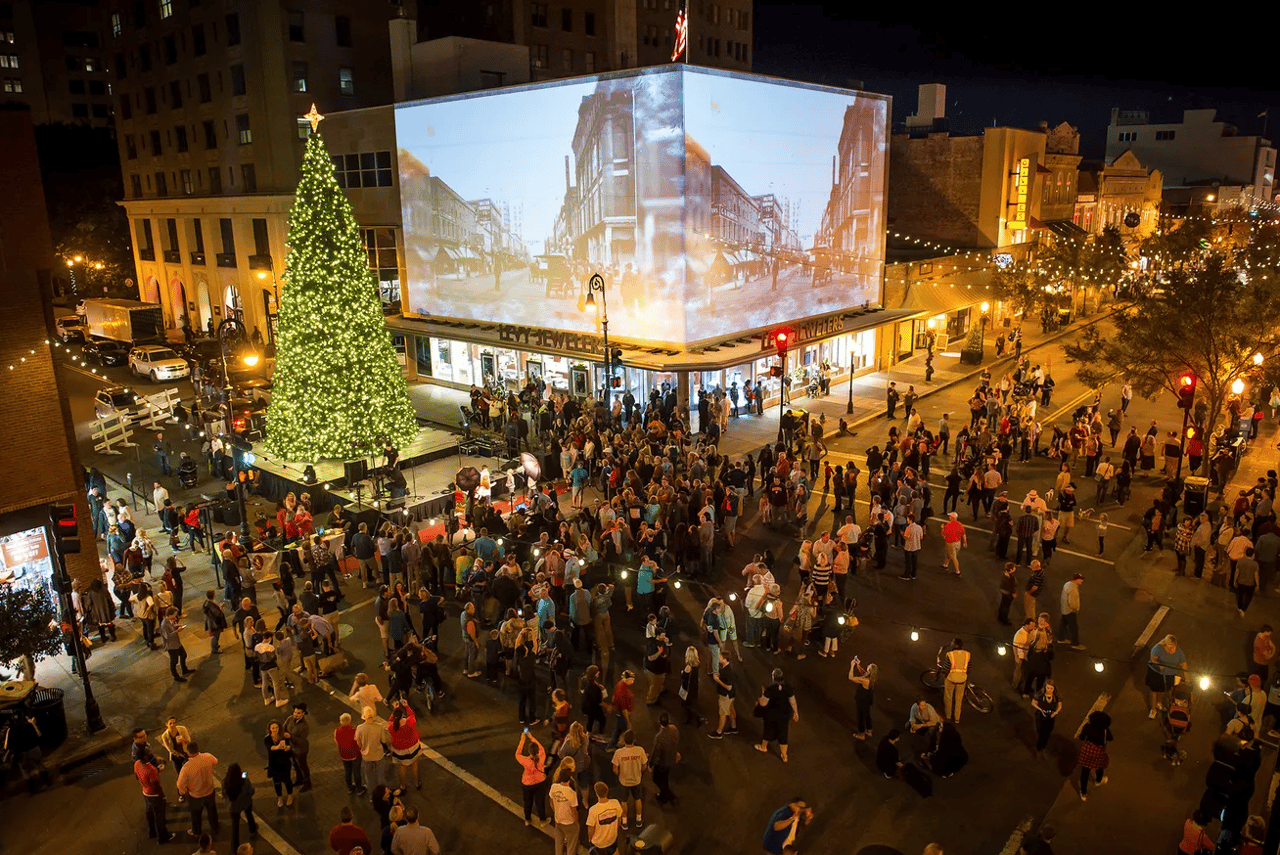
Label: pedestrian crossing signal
xmin=48 ymin=504 xmax=80 ymax=555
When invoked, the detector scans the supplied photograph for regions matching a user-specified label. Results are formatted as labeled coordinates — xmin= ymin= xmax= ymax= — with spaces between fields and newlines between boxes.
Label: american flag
xmin=671 ymin=4 xmax=687 ymax=62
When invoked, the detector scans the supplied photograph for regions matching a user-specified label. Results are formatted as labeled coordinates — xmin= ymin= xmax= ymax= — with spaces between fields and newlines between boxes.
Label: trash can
xmin=1184 ymin=476 xmax=1209 ymax=517
xmin=29 ymin=687 xmax=67 ymax=751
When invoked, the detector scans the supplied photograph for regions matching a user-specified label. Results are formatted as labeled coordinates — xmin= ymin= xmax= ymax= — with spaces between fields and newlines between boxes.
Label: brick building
xmin=0 ymin=107 xmax=101 ymax=593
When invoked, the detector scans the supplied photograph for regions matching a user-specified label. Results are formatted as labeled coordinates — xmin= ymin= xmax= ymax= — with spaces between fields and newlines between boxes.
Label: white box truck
xmin=79 ymin=299 xmax=166 ymax=345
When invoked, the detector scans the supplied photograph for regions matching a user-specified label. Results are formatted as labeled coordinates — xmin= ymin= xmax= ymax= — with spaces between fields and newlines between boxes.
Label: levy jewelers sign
xmin=497 ymin=324 xmax=605 ymax=358
xmin=759 ymin=313 xmax=846 ymax=351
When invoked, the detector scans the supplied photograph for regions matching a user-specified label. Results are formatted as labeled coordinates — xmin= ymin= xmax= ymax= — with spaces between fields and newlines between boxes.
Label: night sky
xmin=752 ymin=5 xmax=1278 ymax=160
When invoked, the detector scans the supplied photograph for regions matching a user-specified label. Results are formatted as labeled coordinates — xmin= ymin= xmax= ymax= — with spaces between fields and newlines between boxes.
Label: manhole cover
xmin=339 ymin=623 xmax=354 ymax=639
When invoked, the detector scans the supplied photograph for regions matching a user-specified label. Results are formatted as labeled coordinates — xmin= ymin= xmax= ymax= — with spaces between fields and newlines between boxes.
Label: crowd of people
xmin=32 ymin=348 xmax=1280 ymax=855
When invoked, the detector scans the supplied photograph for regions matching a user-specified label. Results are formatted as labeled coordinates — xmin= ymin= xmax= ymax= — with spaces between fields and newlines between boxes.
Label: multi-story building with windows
xmin=417 ymin=0 xmax=752 ymax=80
xmin=0 ymin=0 xmax=115 ymax=127
xmin=113 ymin=0 xmax=416 ymax=342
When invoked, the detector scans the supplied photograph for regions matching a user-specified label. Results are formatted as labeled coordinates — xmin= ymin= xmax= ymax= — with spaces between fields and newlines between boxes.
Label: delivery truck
xmin=78 ymin=299 xmax=165 ymax=345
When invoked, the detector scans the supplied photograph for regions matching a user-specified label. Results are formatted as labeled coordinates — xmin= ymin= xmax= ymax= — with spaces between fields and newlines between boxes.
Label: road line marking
xmin=923 ymin=518 xmax=1117 ymax=565
xmin=1074 ymin=692 xmax=1112 ymax=738
xmin=1133 ymin=604 xmax=1170 ymax=656
xmin=250 ymin=815 xmax=306 ymax=855
xmin=998 ymin=815 xmax=1035 ymax=855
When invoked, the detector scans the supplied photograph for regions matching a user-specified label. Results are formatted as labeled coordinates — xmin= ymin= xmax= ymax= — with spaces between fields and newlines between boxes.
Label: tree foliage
xmin=0 ymin=585 xmax=66 ymax=673
xmin=1064 ymin=252 xmax=1280 ymax=467
xmin=264 ymin=129 xmax=418 ymax=462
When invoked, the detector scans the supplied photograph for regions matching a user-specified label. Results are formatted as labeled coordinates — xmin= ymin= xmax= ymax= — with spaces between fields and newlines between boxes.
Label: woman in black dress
xmin=263 ymin=720 xmax=294 ymax=807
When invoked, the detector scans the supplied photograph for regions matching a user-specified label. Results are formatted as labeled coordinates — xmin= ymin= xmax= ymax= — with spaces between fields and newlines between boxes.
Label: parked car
xmin=93 ymin=385 xmax=140 ymax=421
xmin=81 ymin=339 xmax=130 ymax=367
xmin=178 ymin=338 xmax=223 ymax=370
xmin=55 ymin=315 xmax=87 ymax=343
xmin=234 ymin=377 xmax=273 ymax=406
xmin=128 ymin=345 xmax=191 ymax=382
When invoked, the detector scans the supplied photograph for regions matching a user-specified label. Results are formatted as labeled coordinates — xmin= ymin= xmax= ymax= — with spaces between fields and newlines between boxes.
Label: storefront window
xmin=415 ymin=336 xmax=432 ymax=377
xmin=544 ymin=356 xmax=570 ymax=390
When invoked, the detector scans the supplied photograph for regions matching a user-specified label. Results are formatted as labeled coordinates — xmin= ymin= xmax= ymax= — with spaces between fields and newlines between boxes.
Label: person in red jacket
xmin=328 ymin=806 xmax=372 ymax=855
xmin=333 ymin=712 xmax=364 ymax=794
xmin=387 ymin=698 xmax=422 ymax=791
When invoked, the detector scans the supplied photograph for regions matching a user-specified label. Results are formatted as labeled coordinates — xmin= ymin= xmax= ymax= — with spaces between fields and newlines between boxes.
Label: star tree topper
xmin=304 ymin=103 xmax=324 ymax=133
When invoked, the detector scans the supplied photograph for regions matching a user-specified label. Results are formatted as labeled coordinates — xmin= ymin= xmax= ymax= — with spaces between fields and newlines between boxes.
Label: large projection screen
xmin=395 ymin=67 xmax=887 ymax=347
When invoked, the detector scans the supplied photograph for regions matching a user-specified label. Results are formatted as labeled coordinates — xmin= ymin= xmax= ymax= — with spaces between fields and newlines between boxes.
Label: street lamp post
xmin=584 ymin=273 xmax=611 ymax=399
xmin=216 ymin=317 xmax=259 ymax=554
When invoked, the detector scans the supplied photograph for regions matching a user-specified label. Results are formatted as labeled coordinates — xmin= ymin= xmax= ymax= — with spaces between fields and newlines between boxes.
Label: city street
xmin=28 ymin=318 xmax=1280 ymax=855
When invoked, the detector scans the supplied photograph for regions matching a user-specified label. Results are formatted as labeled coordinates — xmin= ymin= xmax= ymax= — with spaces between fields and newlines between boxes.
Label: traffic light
xmin=770 ymin=326 xmax=794 ymax=357
xmin=1176 ymin=372 xmax=1197 ymax=409
xmin=1186 ymin=425 xmax=1197 ymax=441
xmin=610 ymin=348 xmax=623 ymax=370
xmin=48 ymin=504 xmax=81 ymax=555
xmin=610 ymin=376 xmax=623 ymax=388
xmin=769 ymin=365 xmax=783 ymax=377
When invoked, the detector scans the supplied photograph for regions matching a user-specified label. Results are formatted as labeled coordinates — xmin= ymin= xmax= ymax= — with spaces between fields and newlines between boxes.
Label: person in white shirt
xmin=349 ymin=674 xmax=385 ymax=712
xmin=547 ymin=764 xmax=580 ymax=855
xmin=1012 ymin=619 xmax=1035 ymax=696
xmin=152 ymin=482 xmax=169 ymax=513
xmin=586 ymin=782 xmax=623 ymax=853
xmin=837 ymin=517 xmax=862 ymax=546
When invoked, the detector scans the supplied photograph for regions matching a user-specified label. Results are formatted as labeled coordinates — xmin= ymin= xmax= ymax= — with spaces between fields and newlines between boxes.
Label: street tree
xmin=265 ymin=114 xmax=418 ymax=462
xmin=1064 ymin=253 xmax=1280 ymax=472
xmin=0 ymin=585 xmax=66 ymax=681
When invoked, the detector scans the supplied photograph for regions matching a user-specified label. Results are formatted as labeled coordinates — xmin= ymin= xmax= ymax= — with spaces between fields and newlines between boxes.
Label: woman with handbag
xmin=1178 ymin=809 xmax=1216 ymax=854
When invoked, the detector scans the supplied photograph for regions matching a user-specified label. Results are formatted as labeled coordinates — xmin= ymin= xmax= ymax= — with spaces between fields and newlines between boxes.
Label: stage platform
xmin=251 ymin=422 xmax=461 ymax=487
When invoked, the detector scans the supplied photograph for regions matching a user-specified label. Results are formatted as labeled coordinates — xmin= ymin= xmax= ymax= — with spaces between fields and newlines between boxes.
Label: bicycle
xmin=919 ymin=667 xmax=995 ymax=713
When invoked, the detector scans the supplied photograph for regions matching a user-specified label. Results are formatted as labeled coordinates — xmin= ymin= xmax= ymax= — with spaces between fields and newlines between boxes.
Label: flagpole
xmin=684 ymin=1 xmax=689 ymax=63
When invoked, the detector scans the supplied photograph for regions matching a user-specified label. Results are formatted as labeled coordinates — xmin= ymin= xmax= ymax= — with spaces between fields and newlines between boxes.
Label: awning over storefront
xmin=1030 ymin=218 xmax=1088 ymax=239
xmin=899 ymin=281 xmax=991 ymax=316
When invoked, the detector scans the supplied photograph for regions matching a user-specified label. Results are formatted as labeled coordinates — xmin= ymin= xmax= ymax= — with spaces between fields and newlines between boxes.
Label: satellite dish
xmin=1123 ymin=212 xmax=1141 ymax=228
xmin=520 ymin=452 xmax=541 ymax=482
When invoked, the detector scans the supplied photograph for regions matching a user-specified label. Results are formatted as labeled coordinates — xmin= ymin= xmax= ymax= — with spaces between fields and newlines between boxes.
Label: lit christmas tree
xmin=265 ymin=106 xmax=418 ymax=462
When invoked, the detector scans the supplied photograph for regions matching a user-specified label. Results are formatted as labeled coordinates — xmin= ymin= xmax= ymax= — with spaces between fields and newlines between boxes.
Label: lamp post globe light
xmin=979 ymin=301 xmax=991 ymax=358
xmin=583 ymin=272 xmax=612 ymax=399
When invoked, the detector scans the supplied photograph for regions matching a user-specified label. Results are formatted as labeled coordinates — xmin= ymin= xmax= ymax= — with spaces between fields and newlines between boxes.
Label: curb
xmin=829 ymin=308 xmax=1118 ymax=441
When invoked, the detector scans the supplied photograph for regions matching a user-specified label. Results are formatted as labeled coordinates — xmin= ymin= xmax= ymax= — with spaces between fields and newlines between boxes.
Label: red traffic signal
xmin=1185 ymin=425 xmax=1197 ymax=440
xmin=48 ymin=503 xmax=81 ymax=555
xmin=770 ymin=326 xmax=794 ymax=356
xmin=1176 ymin=372 xmax=1196 ymax=409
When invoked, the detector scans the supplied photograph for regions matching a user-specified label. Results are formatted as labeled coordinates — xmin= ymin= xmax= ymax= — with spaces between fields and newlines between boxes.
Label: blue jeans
xmin=1058 ymin=612 xmax=1079 ymax=645
xmin=604 ymin=711 xmax=628 ymax=752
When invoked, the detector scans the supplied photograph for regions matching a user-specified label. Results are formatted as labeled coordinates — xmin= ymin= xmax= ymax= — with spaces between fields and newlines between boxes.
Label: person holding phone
xmin=515 ymin=730 xmax=548 ymax=827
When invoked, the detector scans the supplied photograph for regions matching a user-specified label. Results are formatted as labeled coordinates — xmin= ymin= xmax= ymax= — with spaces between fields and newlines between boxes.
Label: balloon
xmin=520 ymin=452 xmax=541 ymax=481
xmin=455 ymin=466 xmax=481 ymax=492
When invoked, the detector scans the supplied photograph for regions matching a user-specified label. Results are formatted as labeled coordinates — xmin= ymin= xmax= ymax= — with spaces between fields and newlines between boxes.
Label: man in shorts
xmin=610 ymin=731 xmax=647 ymax=830
xmin=708 ymin=652 xmax=738 ymax=739
xmin=586 ymin=781 xmax=623 ymax=854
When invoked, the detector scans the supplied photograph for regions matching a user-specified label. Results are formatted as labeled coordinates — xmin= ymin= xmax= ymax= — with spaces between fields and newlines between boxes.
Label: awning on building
xmin=1032 ymin=218 xmax=1089 ymax=239
xmin=899 ymin=281 xmax=991 ymax=316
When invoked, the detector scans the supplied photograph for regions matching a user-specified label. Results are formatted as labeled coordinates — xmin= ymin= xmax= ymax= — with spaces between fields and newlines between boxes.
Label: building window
xmin=0 ymin=54 xmax=17 ymax=69
xmin=230 ymin=63 xmax=246 ymax=96
xmin=174 ymin=125 xmax=188 ymax=152
xmin=119 ymin=95 xmax=131 ymax=119
xmin=197 ymin=72 xmax=210 ymax=102
xmin=531 ymin=44 xmax=547 ymax=69
xmin=144 ymin=87 xmax=156 ymax=113
xmin=292 ymin=61 xmax=307 ymax=92
xmin=154 ymin=171 xmax=167 ymax=196
xmin=226 ymin=12 xmax=240 ymax=46
xmin=202 ymin=119 xmax=216 ymax=148
xmin=129 ymin=174 xmax=142 ymax=197
xmin=236 ymin=113 xmax=251 ymax=144
xmin=138 ymin=44 xmax=150 ymax=71
xmin=562 ymin=48 xmax=572 ymax=71
xmin=192 ymin=218 xmax=205 ymax=253
xmin=296 ymin=117 xmax=311 ymax=139
xmin=363 ymin=227 xmax=400 ymax=305
xmin=584 ymin=51 xmax=595 ymax=73
xmin=561 ymin=8 xmax=572 ymax=31
xmin=288 ymin=11 xmax=304 ymax=42
xmin=160 ymin=0 xmax=173 ymax=19
xmin=180 ymin=168 xmax=193 ymax=194
xmin=219 ymin=217 xmax=236 ymax=259
xmin=89 ymin=79 xmax=105 ymax=95
xmin=111 ymin=12 xmax=122 ymax=37
xmin=149 ymin=129 xmax=161 ymax=153
xmin=124 ymin=134 xmax=137 ymax=158
xmin=69 ymin=79 xmax=86 ymax=94
xmin=72 ymin=103 xmax=89 ymax=118
xmin=168 ymin=79 xmax=182 ymax=107
xmin=331 ymin=151 xmax=393 ymax=188
xmin=207 ymin=165 xmax=222 ymax=192
xmin=3 ymin=76 xmax=21 ymax=93
xmin=163 ymin=34 xmax=177 ymax=64
xmin=335 ymin=15 xmax=352 ymax=47
xmin=115 ymin=51 xmax=126 ymax=78
xmin=84 ymin=57 xmax=97 ymax=72
xmin=133 ymin=0 xmax=147 ymax=27
xmin=531 ymin=3 xmax=547 ymax=27
xmin=338 ymin=67 xmax=354 ymax=95
xmin=137 ymin=219 xmax=155 ymax=255
xmin=192 ymin=23 xmax=205 ymax=56
xmin=585 ymin=11 xmax=595 ymax=36
xmin=1155 ymin=130 xmax=1176 ymax=141
xmin=0 ymin=31 xmax=11 ymax=45
xmin=241 ymin=163 xmax=257 ymax=192
xmin=92 ymin=103 xmax=108 ymax=118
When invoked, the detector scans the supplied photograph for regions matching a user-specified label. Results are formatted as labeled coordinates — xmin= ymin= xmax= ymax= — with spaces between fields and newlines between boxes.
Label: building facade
xmin=0 ymin=0 xmax=115 ymax=127
xmin=114 ymin=0 xmax=417 ymax=340
xmin=1074 ymin=150 xmax=1162 ymax=243
xmin=1106 ymin=107 xmax=1276 ymax=202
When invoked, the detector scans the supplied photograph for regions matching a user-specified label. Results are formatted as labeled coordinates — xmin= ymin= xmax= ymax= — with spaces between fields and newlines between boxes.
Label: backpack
xmin=1166 ymin=700 xmax=1191 ymax=735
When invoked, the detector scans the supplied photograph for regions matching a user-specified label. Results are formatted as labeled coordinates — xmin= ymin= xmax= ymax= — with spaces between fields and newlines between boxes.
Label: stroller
xmin=177 ymin=453 xmax=199 ymax=489
xmin=1160 ymin=682 xmax=1193 ymax=765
